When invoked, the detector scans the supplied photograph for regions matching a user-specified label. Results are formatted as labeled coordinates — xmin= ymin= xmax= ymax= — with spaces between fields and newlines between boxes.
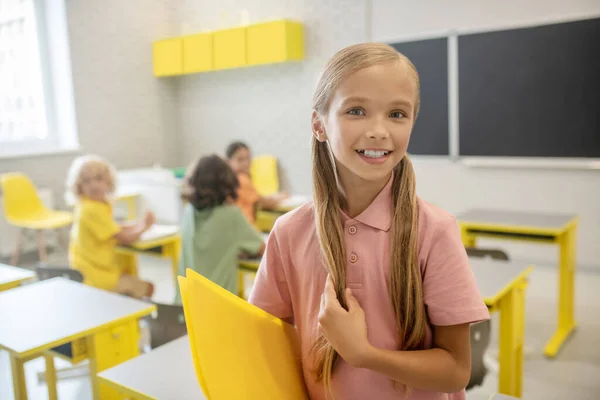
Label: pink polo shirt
xmin=249 ymin=176 xmax=490 ymax=400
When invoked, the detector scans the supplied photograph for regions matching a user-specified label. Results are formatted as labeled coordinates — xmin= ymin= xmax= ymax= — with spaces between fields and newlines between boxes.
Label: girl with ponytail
xmin=249 ymin=43 xmax=489 ymax=400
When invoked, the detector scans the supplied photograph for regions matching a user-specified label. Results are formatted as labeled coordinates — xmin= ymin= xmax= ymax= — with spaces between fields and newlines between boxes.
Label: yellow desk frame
xmin=7 ymin=308 xmax=156 ymax=400
xmin=116 ymin=235 xmax=181 ymax=283
xmin=0 ymin=275 xmax=34 ymax=292
xmin=484 ymin=266 xmax=533 ymax=398
xmin=460 ymin=219 xmax=578 ymax=358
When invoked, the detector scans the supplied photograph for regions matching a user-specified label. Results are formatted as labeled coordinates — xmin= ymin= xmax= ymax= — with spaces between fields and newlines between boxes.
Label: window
xmin=0 ymin=0 xmax=78 ymax=158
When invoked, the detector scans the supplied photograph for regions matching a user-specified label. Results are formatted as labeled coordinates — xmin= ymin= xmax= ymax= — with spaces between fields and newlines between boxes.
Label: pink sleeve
xmin=248 ymin=227 xmax=294 ymax=322
xmin=423 ymin=216 xmax=490 ymax=326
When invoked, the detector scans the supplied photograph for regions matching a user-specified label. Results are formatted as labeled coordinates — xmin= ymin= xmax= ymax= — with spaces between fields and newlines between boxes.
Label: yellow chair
xmin=1 ymin=173 xmax=73 ymax=265
xmin=250 ymin=155 xmax=279 ymax=196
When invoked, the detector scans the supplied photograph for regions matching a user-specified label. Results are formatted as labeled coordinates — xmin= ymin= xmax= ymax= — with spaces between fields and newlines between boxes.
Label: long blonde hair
xmin=311 ymin=43 xmax=426 ymax=397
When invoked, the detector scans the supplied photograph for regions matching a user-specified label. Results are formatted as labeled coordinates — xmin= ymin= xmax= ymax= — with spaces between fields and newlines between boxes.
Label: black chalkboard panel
xmin=391 ymin=38 xmax=449 ymax=155
xmin=459 ymin=18 xmax=600 ymax=158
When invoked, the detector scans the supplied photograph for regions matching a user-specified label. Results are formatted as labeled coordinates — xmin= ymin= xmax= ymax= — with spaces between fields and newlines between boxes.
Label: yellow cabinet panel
xmin=183 ymin=33 xmax=213 ymax=73
xmin=214 ymin=27 xmax=246 ymax=70
xmin=247 ymin=20 xmax=304 ymax=66
xmin=153 ymin=38 xmax=183 ymax=77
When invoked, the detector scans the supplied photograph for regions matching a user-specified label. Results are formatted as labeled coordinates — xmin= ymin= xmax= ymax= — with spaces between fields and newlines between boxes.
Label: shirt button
xmin=348 ymin=226 xmax=357 ymax=235
xmin=350 ymin=253 xmax=358 ymax=263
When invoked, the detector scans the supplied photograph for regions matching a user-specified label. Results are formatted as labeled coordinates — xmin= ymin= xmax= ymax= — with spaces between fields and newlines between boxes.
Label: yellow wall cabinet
xmin=152 ymin=38 xmax=183 ymax=77
xmin=214 ymin=27 xmax=247 ymax=70
xmin=247 ymin=20 xmax=304 ymax=66
xmin=183 ymin=33 xmax=213 ymax=74
xmin=152 ymin=19 xmax=304 ymax=77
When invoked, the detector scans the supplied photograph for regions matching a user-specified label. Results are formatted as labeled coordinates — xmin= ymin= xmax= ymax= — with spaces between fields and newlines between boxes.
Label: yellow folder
xmin=179 ymin=269 xmax=308 ymax=400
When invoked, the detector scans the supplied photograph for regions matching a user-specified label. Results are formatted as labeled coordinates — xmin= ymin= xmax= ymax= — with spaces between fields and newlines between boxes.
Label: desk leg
xmin=126 ymin=197 xmax=136 ymax=221
xmin=238 ymin=270 xmax=245 ymax=299
xmin=460 ymin=226 xmax=477 ymax=248
xmin=544 ymin=227 xmax=578 ymax=358
xmin=163 ymin=240 xmax=181 ymax=284
xmin=498 ymin=279 xmax=527 ymax=398
xmin=44 ymin=354 xmax=58 ymax=400
xmin=87 ymin=319 xmax=140 ymax=400
xmin=10 ymin=353 xmax=28 ymax=400
xmin=116 ymin=252 xmax=139 ymax=277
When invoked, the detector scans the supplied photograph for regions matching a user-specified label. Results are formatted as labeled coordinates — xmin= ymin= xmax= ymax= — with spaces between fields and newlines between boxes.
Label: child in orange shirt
xmin=66 ymin=155 xmax=155 ymax=299
xmin=225 ymin=141 xmax=287 ymax=224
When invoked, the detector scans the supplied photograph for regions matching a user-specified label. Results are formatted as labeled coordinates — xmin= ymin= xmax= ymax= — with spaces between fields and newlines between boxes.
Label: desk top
xmin=0 ymin=264 xmax=35 ymax=288
xmin=457 ymin=208 xmax=577 ymax=231
xmin=98 ymin=335 xmax=206 ymax=400
xmin=490 ymin=394 xmax=518 ymax=400
xmin=0 ymin=278 xmax=155 ymax=357
xmin=275 ymin=195 xmax=310 ymax=212
xmin=470 ymin=258 xmax=533 ymax=306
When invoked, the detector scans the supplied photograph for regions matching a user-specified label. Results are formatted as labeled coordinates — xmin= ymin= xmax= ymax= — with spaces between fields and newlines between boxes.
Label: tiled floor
xmin=1 ymin=252 xmax=599 ymax=399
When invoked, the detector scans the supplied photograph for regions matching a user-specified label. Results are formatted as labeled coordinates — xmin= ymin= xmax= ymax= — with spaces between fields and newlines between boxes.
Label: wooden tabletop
xmin=457 ymin=208 xmax=577 ymax=230
xmin=470 ymin=258 xmax=533 ymax=306
xmin=0 ymin=264 xmax=35 ymax=289
xmin=0 ymin=278 xmax=156 ymax=357
xmin=98 ymin=335 xmax=206 ymax=400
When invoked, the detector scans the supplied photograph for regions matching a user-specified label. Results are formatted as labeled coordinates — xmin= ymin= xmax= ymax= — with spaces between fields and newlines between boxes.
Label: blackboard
xmin=458 ymin=17 xmax=600 ymax=158
xmin=391 ymin=38 xmax=449 ymax=155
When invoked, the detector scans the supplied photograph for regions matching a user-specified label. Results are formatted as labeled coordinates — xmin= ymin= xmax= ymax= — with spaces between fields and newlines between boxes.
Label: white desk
xmin=0 ymin=278 xmax=156 ymax=400
xmin=98 ymin=335 xmax=206 ymax=400
xmin=0 ymin=264 xmax=35 ymax=292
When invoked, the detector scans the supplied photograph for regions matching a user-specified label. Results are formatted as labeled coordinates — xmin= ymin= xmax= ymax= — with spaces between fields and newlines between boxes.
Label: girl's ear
xmin=312 ymin=111 xmax=328 ymax=142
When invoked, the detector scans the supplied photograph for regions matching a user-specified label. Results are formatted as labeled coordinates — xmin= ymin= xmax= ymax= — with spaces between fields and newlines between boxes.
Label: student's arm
xmin=319 ymin=281 xmax=470 ymax=392
xmin=318 ymin=216 xmax=489 ymax=393
xmin=233 ymin=208 xmax=266 ymax=257
xmin=258 ymin=193 xmax=288 ymax=210
xmin=114 ymin=211 xmax=155 ymax=245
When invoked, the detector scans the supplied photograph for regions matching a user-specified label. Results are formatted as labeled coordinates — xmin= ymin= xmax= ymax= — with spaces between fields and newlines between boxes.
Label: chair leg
xmin=56 ymin=228 xmax=69 ymax=251
xmin=37 ymin=230 xmax=48 ymax=263
xmin=10 ymin=228 xmax=24 ymax=266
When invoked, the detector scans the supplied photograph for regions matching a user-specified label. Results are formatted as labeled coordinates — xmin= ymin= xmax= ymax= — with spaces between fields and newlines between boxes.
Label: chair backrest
xmin=250 ymin=155 xmax=279 ymax=196
xmin=1 ymin=172 xmax=46 ymax=222
xmin=467 ymin=319 xmax=492 ymax=390
xmin=35 ymin=264 xmax=84 ymax=283
xmin=466 ymin=247 xmax=510 ymax=261
xmin=147 ymin=302 xmax=187 ymax=349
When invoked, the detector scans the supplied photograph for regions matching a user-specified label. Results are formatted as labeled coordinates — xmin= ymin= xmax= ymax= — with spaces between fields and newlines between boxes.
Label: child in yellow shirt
xmin=66 ymin=155 xmax=155 ymax=299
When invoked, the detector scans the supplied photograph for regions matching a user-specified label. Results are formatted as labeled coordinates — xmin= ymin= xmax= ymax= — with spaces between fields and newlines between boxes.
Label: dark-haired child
xmin=174 ymin=155 xmax=265 ymax=303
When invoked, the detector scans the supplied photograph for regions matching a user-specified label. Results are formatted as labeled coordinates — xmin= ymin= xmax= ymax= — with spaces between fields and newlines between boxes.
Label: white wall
xmin=372 ymin=0 xmax=600 ymax=268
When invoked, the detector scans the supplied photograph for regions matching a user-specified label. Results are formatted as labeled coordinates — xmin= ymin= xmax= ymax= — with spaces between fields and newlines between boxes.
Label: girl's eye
xmin=347 ymin=108 xmax=365 ymax=116
xmin=389 ymin=111 xmax=405 ymax=119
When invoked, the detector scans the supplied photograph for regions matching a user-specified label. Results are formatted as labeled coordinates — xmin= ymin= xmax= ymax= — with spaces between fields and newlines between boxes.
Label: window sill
xmin=0 ymin=145 xmax=81 ymax=160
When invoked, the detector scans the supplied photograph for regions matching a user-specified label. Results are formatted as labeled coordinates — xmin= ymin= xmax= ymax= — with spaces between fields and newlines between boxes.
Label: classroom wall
xmin=0 ymin=0 xmax=180 ymax=206
xmin=372 ymin=0 xmax=600 ymax=268
xmin=176 ymin=0 xmax=368 ymax=194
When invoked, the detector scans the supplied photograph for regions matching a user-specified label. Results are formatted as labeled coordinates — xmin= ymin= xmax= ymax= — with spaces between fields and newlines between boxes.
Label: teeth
xmin=358 ymin=150 xmax=389 ymax=158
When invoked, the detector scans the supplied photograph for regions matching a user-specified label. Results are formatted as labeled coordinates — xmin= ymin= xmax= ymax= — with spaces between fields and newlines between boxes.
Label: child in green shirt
xmin=175 ymin=155 xmax=265 ymax=303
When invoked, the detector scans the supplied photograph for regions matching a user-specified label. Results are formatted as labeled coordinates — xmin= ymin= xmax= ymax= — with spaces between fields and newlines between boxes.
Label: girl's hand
xmin=318 ymin=275 xmax=372 ymax=368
